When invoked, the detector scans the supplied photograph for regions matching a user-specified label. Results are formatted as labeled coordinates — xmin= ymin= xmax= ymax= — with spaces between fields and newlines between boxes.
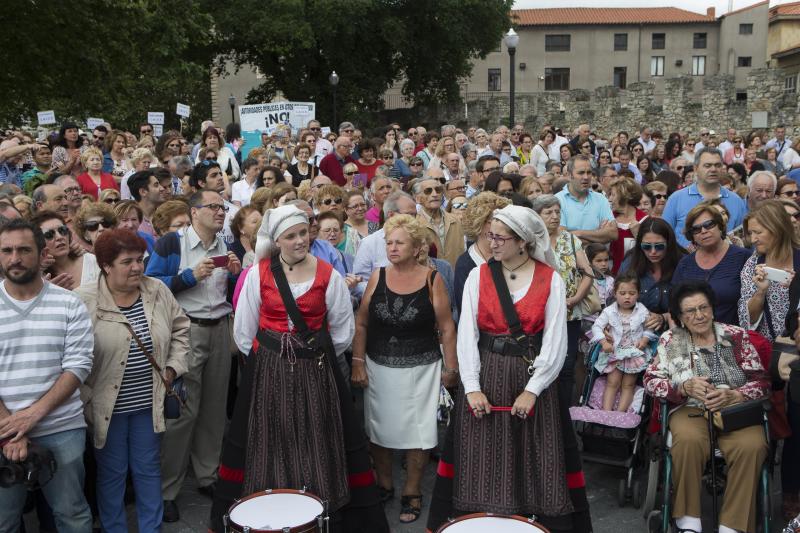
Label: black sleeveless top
xmin=366 ymin=268 xmax=441 ymax=368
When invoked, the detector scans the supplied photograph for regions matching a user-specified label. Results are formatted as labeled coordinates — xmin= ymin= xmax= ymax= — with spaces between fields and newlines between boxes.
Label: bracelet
xmin=352 ymin=357 xmax=365 ymax=363
xmin=443 ymin=367 xmax=459 ymax=374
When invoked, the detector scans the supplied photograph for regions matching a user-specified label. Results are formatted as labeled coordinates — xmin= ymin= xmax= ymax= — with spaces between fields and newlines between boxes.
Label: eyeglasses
xmin=581 ymin=144 xmax=591 ymax=149
xmin=681 ymin=304 xmax=711 ymax=317
xmin=486 ymin=232 xmax=515 ymax=244
xmin=632 ymin=147 xmax=643 ymax=152
xmin=62 ymin=186 xmax=81 ymax=195
xmin=410 ymin=162 xmax=423 ymax=167
xmin=322 ymin=197 xmax=343 ymax=206
xmin=653 ymin=193 xmax=667 ymax=200
xmin=451 ymin=202 xmax=468 ymax=209
xmin=483 ymin=166 xmax=500 ymax=173
xmin=640 ymin=242 xmax=667 ymax=252
xmin=310 ymin=127 xmax=321 ymax=131
xmin=319 ymin=227 xmax=340 ymax=235
xmin=447 ymin=185 xmax=466 ymax=192
xmin=423 ymin=185 xmax=444 ymax=195
xmin=686 ymin=142 xmax=696 ymax=147
xmin=347 ymin=203 xmax=367 ymax=210
xmin=93 ymin=135 xmax=106 ymax=141
xmin=141 ymin=129 xmax=152 ymax=135
xmin=103 ymin=197 xmax=120 ymax=204
xmin=84 ymin=219 xmax=114 ymax=232
xmin=42 ymin=225 xmax=70 ymax=240
xmin=690 ymin=219 xmax=717 ymax=235
xmin=782 ymin=190 xmax=800 ymax=197
xmin=199 ymin=203 xmax=229 ymax=213
xmin=344 ymin=171 xmax=358 ymax=176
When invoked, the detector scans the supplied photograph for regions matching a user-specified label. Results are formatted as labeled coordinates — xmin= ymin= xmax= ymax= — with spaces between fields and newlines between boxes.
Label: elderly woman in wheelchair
xmin=644 ymin=281 xmax=769 ymax=533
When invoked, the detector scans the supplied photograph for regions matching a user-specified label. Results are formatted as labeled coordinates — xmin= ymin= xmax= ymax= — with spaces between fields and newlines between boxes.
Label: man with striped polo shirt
xmin=0 ymin=218 xmax=94 ymax=532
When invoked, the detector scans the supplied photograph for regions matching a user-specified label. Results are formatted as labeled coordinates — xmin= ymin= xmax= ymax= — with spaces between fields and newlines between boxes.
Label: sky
xmin=513 ymin=0 xmax=796 ymax=15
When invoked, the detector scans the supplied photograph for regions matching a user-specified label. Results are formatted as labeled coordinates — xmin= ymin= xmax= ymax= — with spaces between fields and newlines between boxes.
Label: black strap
xmin=487 ymin=259 xmax=525 ymax=343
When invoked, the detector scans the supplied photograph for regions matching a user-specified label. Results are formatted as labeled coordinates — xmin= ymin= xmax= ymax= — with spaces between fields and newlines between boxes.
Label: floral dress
xmin=737 ymin=253 xmax=790 ymax=342
xmin=552 ymin=230 xmax=583 ymax=321
xmin=590 ymin=302 xmax=656 ymax=375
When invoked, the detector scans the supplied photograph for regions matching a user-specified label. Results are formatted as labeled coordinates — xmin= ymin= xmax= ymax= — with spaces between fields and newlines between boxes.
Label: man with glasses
xmin=319 ymin=136 xmax=355 ymax=186
xmin=414 ymin=176 xmax=465 ymax=266
xmin=669 ymin=157 xmax=688 ymax=176
xmin=53 ymin=175 xmax=83 ymax=221
xmin=306 ymin=119 xmax=332 ymax=158
xmin=92 ymin=125 xmax=108 ymax=149
xmin=189 ymin=160 xmax=240 ymax=244
xmin=469 ymin=156 xmax=500 ymax=198
xmin=663 ymin=148 xmax=747 ymax=248
xmin=695 ymin=128 xmax=711 ymax=151
xmin=509 ymin=123 xmax=525 ymax=151
xmin=146 ymin=189 xmax=242 ymax=523
xmin=139 ymin=123 xmax=154 ymax=138
xmin=555 ymin=155 xmax=617 ymax=244
xmin=597 ymin=165 xmax=619 ymax=197
xmin=446 ymin=179 xmax=467 ymax=201
xmin=478 ymin=133 xmax=511 ymax=166
xmin=443 ymin=153 xmax=462 ymax=181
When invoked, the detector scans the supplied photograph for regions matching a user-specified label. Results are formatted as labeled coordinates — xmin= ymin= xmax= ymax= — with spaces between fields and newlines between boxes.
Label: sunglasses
xmin=310 ymin=127 xmax=321 ymax=131
xmin=103 ymin=197 xmax=120 ymax=204
xmin=640 ymin=242 xmax=667 ymax=252
xmin=451 ymin=202 xmax=468 ymax=209
xmin=322 ymin=198 xmax=343 ymax=206
xmin=653 ymin=193 xmax=667 ymax=200
xmin=447 ymin=185 xmax=467 ymax=192
xmin=42 ymin=225 xmax=70 ymax=240
xmin=690 ymin=219 xmax=717 ymax=235
xmin=410 ymin=162 xmax=423 ymax=167
xmin=782 ymin=190 xmax=800 ymax=197
xmin=344 ymin=171 xmax=358 ymax=176
xmin=423 ymin=185 xmax=444 ymax=195
xmin=686 ymin=143 xmax=696 ymax=146
xmin=84 ymin=219 xmax=114 ymax=232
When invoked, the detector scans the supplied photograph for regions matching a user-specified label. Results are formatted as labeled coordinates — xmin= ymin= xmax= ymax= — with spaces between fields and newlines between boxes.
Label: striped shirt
xmin=116 ymin=298 xmax=154 ymax=414
xmin=0 ymin=281 xmax=94 ymax=438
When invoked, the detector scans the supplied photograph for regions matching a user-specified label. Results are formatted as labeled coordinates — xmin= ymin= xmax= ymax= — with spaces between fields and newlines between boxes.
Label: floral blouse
xmin=643 ymin=322 xmax=768 ymax=406
xmin=737 ymin=253 xmax=789 ymax=342
xmin=552 ymin=229 xmax=583 ymax=321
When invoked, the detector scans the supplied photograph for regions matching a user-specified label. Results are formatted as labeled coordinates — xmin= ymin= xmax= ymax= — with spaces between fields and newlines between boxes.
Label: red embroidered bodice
xmin=257 ymin=257 xmax=332 ymax=334
xmin=476 ymin=261 xmax=553 ymax=335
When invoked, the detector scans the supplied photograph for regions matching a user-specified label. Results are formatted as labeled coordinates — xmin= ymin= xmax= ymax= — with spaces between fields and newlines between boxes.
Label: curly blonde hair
xmin=461 ymin=192 xmax=511 ymax=240
xmin=383 ymin=214 xmax=428 ymax=249
xmin=80 ymin=147 xmax=104 ymax=168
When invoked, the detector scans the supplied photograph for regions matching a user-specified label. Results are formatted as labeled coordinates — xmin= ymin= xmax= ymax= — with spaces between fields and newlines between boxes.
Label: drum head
xmin=229 ymin=492 xmax=324 ymax=530
xmin=438 ymin=514 xmax=548 ymax=532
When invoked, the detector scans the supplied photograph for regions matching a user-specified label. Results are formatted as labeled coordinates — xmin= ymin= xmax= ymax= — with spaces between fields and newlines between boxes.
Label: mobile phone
xmin=352 ymin=173 xmax=368 ymax=188
xmin=764 ymin=266 xmax=791 ymax=283
xmin=210 ymin=255 xmax=229 ymax=268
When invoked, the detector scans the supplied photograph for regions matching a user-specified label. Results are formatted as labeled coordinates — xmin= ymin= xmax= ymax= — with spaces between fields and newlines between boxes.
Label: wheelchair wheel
xmin=642 ymin=456 xmax=660 ymax=517
xmin=646 ymin=510 xmax=662 ymax=533
xmin=618 ymin=478 xmax=627 ymax=507
xmin=632 ymin=479 xmax=643 ymax=509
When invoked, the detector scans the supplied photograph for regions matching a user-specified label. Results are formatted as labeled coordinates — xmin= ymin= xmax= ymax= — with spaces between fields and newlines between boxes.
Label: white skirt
xmin=363 ymin=357 xmax=441 ymax=450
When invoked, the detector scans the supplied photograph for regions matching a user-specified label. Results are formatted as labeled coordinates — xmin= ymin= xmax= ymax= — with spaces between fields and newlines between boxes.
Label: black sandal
xmin=399 ymin=495 xmax=422 ymax=524
xmin=378 ymin=486 xmax=394 ymax=503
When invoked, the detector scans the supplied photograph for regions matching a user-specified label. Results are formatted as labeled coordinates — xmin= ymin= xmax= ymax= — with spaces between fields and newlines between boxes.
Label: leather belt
xmin=255 ymin=329 xmax=324 ymax=359
xmin=478 ymin=332 xmax=541 ymax=358
xmin=187 ymin=315 xmax=224 ymax=327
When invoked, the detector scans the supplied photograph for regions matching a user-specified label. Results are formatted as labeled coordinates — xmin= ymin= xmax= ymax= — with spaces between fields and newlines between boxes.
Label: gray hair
xmin=466 ymin=160 xmax=478 ymax=172
xmin=370 ymin=175 xmax=391 ymax=192
xmin=171 ymin=155 xmax=194 ymax=176
xmin=531 ymin=194 xmax=560 ymax=214
xmin=565 ymin=154 xmax=594 ymax=177
xmin=747 ymin=170 xmax=777 ymax=191
xmin=31 ymin=185 xmax=50 ymax=211
xmin=461 ymin=142 xmax=477 ymax=159
xmin=440 ymin=124 xmax=456 ymax=137
xmin=518 ymin=163 xmax=537 ymax=177
xmin=338 ymin=121 xmax=355 ymax=133
xmin=399 ymin=138 xmax=415 ymax=151
xmin=383 ymin=191 xmax=414 ymax=217
xmin=693 ymin=147 xmax=722 ymax=167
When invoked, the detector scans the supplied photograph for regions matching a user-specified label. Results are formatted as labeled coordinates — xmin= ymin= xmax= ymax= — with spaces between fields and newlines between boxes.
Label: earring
xmin=519 ymin=249 xmax=524 ymax=255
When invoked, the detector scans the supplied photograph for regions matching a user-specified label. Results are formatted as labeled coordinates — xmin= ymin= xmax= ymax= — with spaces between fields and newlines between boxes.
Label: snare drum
xmin=436 ymin=512 xmax=550 ymax=532
xmin=224 ymin=489 xmax=327 ymax=533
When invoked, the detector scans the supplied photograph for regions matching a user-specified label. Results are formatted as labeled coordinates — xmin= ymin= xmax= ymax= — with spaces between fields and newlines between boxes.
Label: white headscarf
xmin=492 ymin=205 xmax=557 ymax=269
xmin=254 ymin=205 xmax=308 ymax=262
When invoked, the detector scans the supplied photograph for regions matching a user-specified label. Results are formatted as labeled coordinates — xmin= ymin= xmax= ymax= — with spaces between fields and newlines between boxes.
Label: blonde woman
xmin=76 ymin=147 xmax=118 ymax=200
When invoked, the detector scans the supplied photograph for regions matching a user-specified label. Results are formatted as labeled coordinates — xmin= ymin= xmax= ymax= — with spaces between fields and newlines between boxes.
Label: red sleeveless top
xmin=476 ymin=261 xmax=554 ymax=335
xmin=257 ymin=257 xmax=332 ymax=334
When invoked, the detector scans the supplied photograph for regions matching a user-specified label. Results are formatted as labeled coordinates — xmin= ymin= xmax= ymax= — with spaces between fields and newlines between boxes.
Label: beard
xmin=0 ymin=264 xmax=39 ymax=285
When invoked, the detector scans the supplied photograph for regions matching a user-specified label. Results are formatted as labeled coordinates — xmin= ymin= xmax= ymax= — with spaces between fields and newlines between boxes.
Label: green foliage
xmin=211 ymin=0 xmax=513 ymax=125
xmin=1 ymin=0 xmax=216 ymax=131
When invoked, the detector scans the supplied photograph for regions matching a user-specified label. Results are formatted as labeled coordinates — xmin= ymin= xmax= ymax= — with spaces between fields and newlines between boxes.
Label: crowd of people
xmin=1 ymin=116 xmax=800 ymax=533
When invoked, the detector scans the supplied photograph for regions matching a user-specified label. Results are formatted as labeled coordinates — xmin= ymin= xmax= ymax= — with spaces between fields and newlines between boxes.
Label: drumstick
xmin=468 ymin=406 xmax=535 ymax=415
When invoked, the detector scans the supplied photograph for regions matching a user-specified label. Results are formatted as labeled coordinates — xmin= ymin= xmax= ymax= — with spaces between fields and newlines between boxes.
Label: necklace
xmin=503 ymin=257 xmax=530 ymax=280
xmin=280 ymin=254 xmax=306 ymax=271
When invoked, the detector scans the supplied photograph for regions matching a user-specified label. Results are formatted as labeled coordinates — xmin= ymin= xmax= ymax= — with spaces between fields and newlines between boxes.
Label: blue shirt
xmin=662 ymin=184 xmax=747 ymax=248
xmin=671 ymin=245 xmax=751 ymax=325
xmin=613 ymin=162 xmax=643 ymax=184
xmin=310 ymin=238 xmax=346 ymax=277
xmin=0 ymin=162 xmax=22 ymax=188
xmin=555 ymin=188 xmax=615 ymax=231
xmin=787 ymin=167 xmax=800 ymax=188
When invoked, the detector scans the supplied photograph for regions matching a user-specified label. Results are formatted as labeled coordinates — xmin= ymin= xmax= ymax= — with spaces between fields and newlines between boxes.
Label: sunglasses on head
xmin=690 ymin=219 xmax=717 ymax=235
xmin=640 ymin=242 xmax=667 ymax=252
xmin=43 ymin=225 xmax=70 ymax=240
xmin=322 ymin=197 xmax=343 ymax=206
xmin=424 ymin=185 xmax=444 ymax=195
xmin=84 ymin=220 xmax=114 ymax=232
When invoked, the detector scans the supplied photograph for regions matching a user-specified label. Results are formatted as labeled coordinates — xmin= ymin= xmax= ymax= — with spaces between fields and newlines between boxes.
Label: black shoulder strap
xmin=270 ymin=257 xmax=311 ymax=336
xmin=488 ymin=259 xmax=525 ymax=342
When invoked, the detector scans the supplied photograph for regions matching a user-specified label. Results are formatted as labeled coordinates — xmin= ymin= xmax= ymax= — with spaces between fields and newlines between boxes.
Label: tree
xmin=211 ymin=0 xmax=513 ymax=126
xmin=1 ymin=0 xmax=216 ymax=132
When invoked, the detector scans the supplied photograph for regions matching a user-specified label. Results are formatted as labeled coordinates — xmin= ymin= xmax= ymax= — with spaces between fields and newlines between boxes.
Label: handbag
xmin=706 ymin=399 xmax=767 ymax=433
xmin=569 ymin=234 xmax=602 ymax=316
xmin=123 ymin=323 xmax=187 ymax=419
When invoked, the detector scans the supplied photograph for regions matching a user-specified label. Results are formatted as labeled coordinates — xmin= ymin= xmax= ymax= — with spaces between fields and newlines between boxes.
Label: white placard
xmin=147 ymin=112 xmax=165 ymax=125
xmin=37 ymin=110 xmax=56 ymax=125
xmin=239 ymin=101 xmax=316 ymax=133
xmin=321 ymin=127 xmax=331 ymax=136
xmin=86 ymin=117 xmax=104 ymax=130
xmin=153 ymin=125 xmax=163 ymax=137
xmin=176 ymin=103 xmax=191 ymax=118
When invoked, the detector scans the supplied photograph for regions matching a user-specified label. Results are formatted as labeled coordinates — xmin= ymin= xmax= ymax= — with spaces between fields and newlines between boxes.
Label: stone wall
xmin=394 ymin=68 xmax=800 ymax=137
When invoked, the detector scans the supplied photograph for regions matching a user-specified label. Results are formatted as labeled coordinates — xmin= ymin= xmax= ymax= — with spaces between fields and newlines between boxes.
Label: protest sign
xmin=176 ymin=103 xmax=191 ymax=118
xmin=86 ymin=117 xmax=104 ymax=130
xmin=239 ymin=102 xmax=315 ymax=158
xmin=147 ymin=112 xmax=165 ymax=125
xmin=37 ymin=111 xmax=56 ymax=125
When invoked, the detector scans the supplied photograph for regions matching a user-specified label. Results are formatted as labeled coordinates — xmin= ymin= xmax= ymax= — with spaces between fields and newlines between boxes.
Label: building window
xmin=652 ymin=33 xmax=665 ymax=49
xmin=736 ymin=91 xmax=747 ymax=101
xmin=544 ymin=68 xmax=570 ymax=90
xmin=650 ymin=56 xmax=665 ymax=77
xmin=692 ymin=56 xmax=706 ymax=76
xmin=786 ymin=75 xmax=797 ymax=93
xmin=693 ymin=33 xmax=707 ymax=49
xmin=614 ymin=33 xmax=628 ymax=51
xmin=545 ymin=34 xmax=571 ymax=52
xmin=488 ymin=68 xmax=501 ymax=91
xmin=613 ymin=67 xmax=627 ymax=89
xmin=739 ymin=23 xmax=753 ymax=35
xmin=737 ymin=56 xmax=752 ymax=67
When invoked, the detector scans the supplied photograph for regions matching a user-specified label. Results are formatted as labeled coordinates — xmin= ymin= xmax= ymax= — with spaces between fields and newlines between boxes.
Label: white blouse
xmin=457 ymin=266 xmax=567 ymax=397
xmin=233 ymin=263 xmax=355 ymax=356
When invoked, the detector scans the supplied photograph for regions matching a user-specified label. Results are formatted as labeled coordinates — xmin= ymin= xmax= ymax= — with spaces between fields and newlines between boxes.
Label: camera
xmin=0 ymin=444 xmax=57 ymax=489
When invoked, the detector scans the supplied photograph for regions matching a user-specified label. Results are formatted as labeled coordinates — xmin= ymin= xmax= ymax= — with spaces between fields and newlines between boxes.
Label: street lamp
xmin=504 ymin=28 xmax=519 ymax=128
xmin=228 ymin=94 xmax=236 ymax=124
xmin=329 ymin=70 xmax=339 ymax=129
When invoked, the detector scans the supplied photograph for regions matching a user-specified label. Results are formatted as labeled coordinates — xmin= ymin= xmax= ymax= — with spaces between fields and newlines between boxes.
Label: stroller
xmin=570 ymin=340 xmax=656 ymax=508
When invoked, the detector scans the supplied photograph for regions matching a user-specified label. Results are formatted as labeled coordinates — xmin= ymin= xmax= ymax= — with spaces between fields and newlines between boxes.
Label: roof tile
xmin=513 ymin=7 xmax=715 ymax=26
